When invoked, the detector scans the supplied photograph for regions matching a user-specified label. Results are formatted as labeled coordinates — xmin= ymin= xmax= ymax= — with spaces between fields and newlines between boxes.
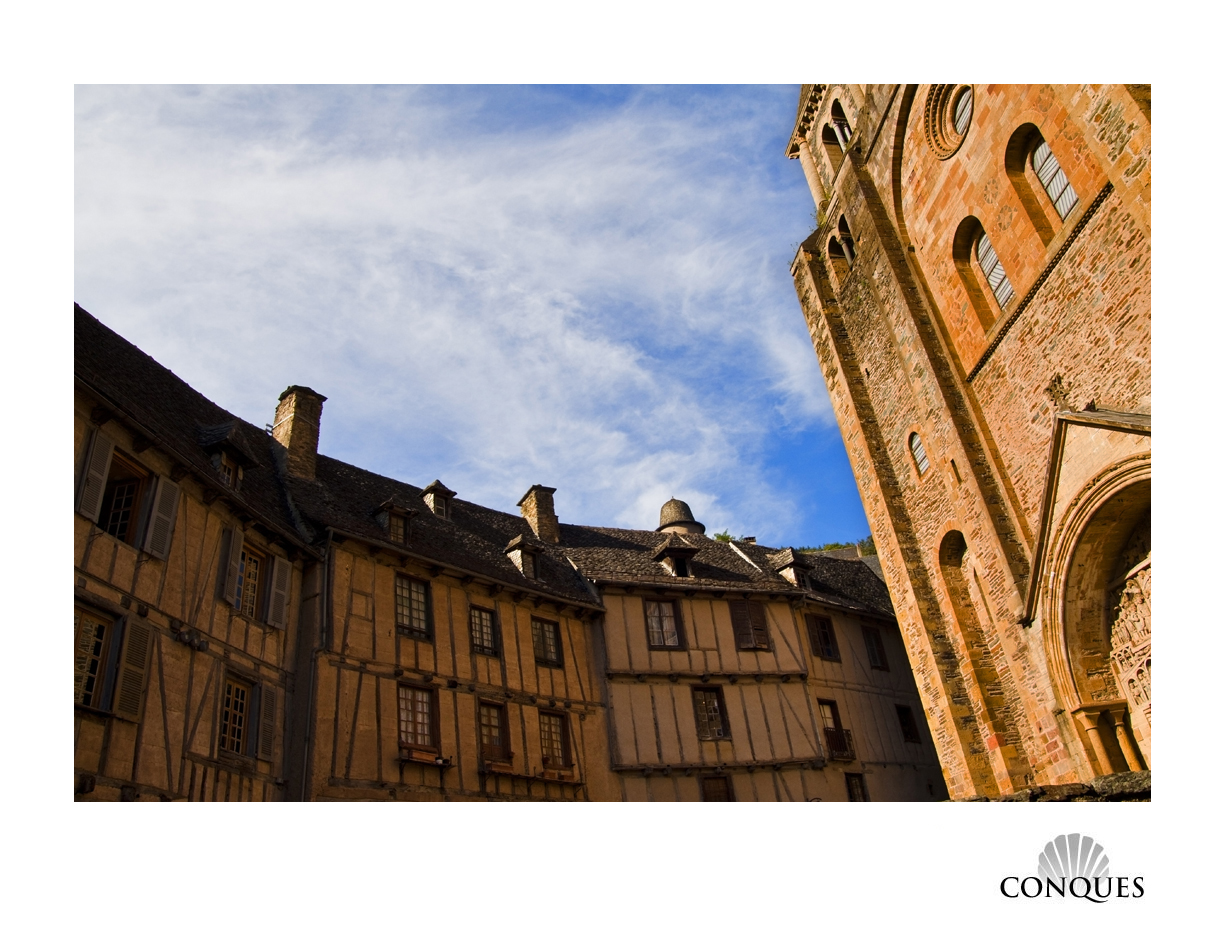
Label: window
xmin=532 ymin=617 xmax=563 ymax=667
xmin=830 ymin=100 xmax=853 ymax=150
xmin=837 ymin=216 xmax=856 ymax=264
xmin=74 ymin=605 xmax=153 ymax=722
xmin=521 ymin=550 xmax=537 ymax=578
xmin=820 ymin=700 xmax=854 ymax=760
xmin=398 ymin=686 xmax=437 ymax=751
xmin=845 ymin=772 xmax=870 ymax=801
xmin=909 ymin=432 xmax=930 ymax=476
xmin=470 ymin=606 xmax=499 ymax=657
xmin=806 ymin=614 xmax=841 ymax=661
xmin=236 ymin=547 xmax=264 ymax=620
xmin=389 ymin=513 xmax=408 ymax=544
xmin=74 ymin=611 xmax=114 ymax=709
xmin=862 ymin=625 xmax=890 ymax=671
xmin=700 ymin=776 xmax=735 ymax=802
xmin=730 ymin=601 xmax=770 ymax=651
xmin=1032 ymin=140 xmax=1079 ymax=220
xmin=645 ymin=600 xmax=685 ymax=649
xmin=896 ymin=705 xmax=921 ymax=743
xmin=210 ymin=450 xmax=243 ymax=490
xmin=693 ymin=687 xmax=730 ymax=740
xmin=539 ymin=711 xmax=571 ymax=768
xmin=98 ymin=453 xmax=149 ymax=545
xmin=669 ymin=555 xmax=690 ymax=578
xmin=479 ymin=702 xmax=511 ymax=762
xmin=218 ymin=677 xmax=251 ymax=754
xmin=395 ymin=575 xmax=431 ymax=639
xmin=974 ymin=232 xmax=1015 ymax=310
xmin=220 ymin=528 xmax=291 ymax=629
xmin=923 ymin=85 xmax=973 ymax=159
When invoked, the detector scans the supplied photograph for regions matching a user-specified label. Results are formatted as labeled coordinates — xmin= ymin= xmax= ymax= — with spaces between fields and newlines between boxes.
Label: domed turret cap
xmin=658 ymin=498 xmax=705 ymax=535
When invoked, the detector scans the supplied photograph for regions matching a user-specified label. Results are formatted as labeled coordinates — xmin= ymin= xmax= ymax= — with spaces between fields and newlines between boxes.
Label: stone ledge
xmin=958 ymin=770 xmax=1149 ymax=802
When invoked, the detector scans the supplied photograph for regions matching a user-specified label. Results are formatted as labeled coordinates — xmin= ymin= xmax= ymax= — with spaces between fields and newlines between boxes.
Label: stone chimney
xmin=518 ymin=485 xmax=560 ymax=545
xmin=272 ymin=386 xmax=327 ymax=480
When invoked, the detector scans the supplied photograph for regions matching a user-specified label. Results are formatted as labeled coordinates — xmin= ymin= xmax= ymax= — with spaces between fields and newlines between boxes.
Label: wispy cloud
xmin=75 ymin=85 xmax=860 ymax=545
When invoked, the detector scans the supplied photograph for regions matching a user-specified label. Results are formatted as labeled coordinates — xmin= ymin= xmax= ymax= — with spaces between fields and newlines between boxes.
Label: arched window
xmin=820 ymin=124 xmax=845 ymax=174
xmin=952 ymin=87 xmax=973 ymax=136
xmin=909 ymin=433 xmax=930 ymax=475
xmin=1032 ymin=140 xmax=1079 ymax=219
xmin=830 ymin=101 xmax=853 ymax=150
xmin=974 ymin=233 xmax=1015 ymax=310
xmin=828 ymin=235 xmax=849 ymax=283
xmin=837 ymin=216 xmax=856 ymax=263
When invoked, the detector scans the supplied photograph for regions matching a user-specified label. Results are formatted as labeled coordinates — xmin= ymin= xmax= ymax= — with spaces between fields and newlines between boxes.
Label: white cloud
xmin=75 ymin=85 xmax=837 ymax=543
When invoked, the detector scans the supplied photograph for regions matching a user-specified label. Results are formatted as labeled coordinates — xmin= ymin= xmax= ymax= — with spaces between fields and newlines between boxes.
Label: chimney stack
xmin=272 ymin=386 xmax=327 ymax=480
xmin=518 ymin=485 xmax=560 ymax=545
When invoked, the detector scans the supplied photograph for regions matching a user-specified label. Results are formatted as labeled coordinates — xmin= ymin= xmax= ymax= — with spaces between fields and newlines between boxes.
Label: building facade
xmin=786 ymin=85 xmax=1150 ymax=798
xmin=74 ymin=303 xmax=945 ymax=801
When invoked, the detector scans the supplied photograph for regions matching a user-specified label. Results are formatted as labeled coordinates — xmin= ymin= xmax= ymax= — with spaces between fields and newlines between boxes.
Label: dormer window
xmin=211 ymin=451 xmax=243 ymax=490
xmin=375 ymin=499 xmax=416 ymax=545
xmin=389 ymin=513 xmax=408 ymax=544
xmin=668 ymin=556 xmax=690 ymax=578
xmin=505 ymin=534 xmax=543 ymax=579
xmin=651 ymin=536 xmax=698 ymax=578
xmin=421 ymin=480 xmax=456 ymax=520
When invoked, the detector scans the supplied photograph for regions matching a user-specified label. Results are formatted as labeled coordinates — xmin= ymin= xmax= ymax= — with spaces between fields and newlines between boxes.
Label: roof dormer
xmin=421 ymin=480 xmax=456 ymax=519
xmin=373 ymin=497 xmax=417 ymax=545
xmin=651 ymin=535 xmax=699 ymax=578
xmin=505 ymin=533 xmax=544 ymax=579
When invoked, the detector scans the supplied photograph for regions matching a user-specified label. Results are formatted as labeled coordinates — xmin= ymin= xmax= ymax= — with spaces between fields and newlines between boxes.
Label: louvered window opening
xmin=693 ymin=688 xmax=728 ymax=740
xmin=731 ymin=601 xmax=770 ymax=650
xmin=808 ymin=614 xmax=841 ymax=661
xmin=646 ymin=600 xmax=681 ymax=648
xmin=701 ymin=777 xmax=733 ymax=801
xmin=540 ymin=712 xmax=568 ymax=766
xmin=395 ymin=576 xmax=430 ymax=637
xmin=975 ymin=233 xmax=1015 ymax=309
xmin=480 ymin=703 xmax=509 ymax=760
xmin=1032 ymin=140 xmax=1079 ymax=219
xmin=953 ymin=88 xmax=973 ymax=136
xmin=862 ymin=625 xmax=890 ymax=671
xmin=237 ymin=549 xmax=262 ymax=619
xmin=909 ymin=433 xmax=930 ymax=475
xmin=74 ymin=613 xmax=111 ymax=707
xmin=398 ymin=686 xmax=434 ymax=748
xmin=218 ymin=679 xmax=250 ymax=754
xmin=532 ymin=618 xmax=562 ymax=666
xmin=470 ymin=607 xmax=498 ymax=656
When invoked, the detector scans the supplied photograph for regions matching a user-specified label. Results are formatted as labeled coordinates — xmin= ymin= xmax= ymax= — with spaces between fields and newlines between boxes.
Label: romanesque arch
xmin=1043 ymin=457 xmax=1150 ymax=774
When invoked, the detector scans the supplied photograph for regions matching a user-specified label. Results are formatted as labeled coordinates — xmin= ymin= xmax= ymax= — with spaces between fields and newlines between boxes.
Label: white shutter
xmin=257 ymin=684 xmax=277 ymax=761
xmin=222 ymin=527 xmax=245 ymax=608
xmin=141 ymin=477 xmax=181 ymax=560
xmin=76 ymin=429 xmax=115 ymax=522
xmin=266 ymin=555 xmax=291 ymax=629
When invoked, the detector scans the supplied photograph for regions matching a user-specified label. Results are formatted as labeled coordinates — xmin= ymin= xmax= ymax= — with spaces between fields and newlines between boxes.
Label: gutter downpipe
xmin=300 ymin=527 xmax=334 ymax=802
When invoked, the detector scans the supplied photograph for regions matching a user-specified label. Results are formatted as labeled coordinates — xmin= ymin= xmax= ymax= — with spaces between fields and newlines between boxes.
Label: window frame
xmin=700 ymin=775 xmax=735 ymax=802
xmin=397 ymin=684 xmax=440 ymax=755
xmin=692 ymin=686 xmax=731 ymax=741
xmin=1031 ymin=139 xmax=1079 ymax=220
xmin=644 ymin=598 xmax=686 ymax=651
xmin=806 ymin=614 xmax=841 ymax=662
xmin=531 ymin=617 xmax=564 ymax=668
xmin=973 ymin=231 xmax=1015 ymax=311
xmin=909 ymin=431 xmax=930 ymax=477
xmin=74 ymin=609 xmax=116 ymax=711
xmin=97 ymin=451 xmax=151 ymax=547
xmin=538 ymin=710 xmax=572 ymax=769
xmin=862 ymin=624 xmax=891 ymax=671
xmin=218 ymin=674 xmax=254 ymax=757
xmin=395 ymin=574 xmax=433 ymax=641
xmin=469 ymin=605 xmax=500 ymax=657
xmin=235 ymin=545 xmax=266 ymax=621
xmin=845 ymin=772 xmax=870 ymax=802
xmin=478 ymin=700 xmax=512 ymax=763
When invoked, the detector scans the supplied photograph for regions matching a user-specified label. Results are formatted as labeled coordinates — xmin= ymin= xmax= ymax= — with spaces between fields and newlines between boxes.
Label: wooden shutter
xmin=266 ymin=555 xmax=291 ymax=629
xmin=748 ymin=602 xmax=770 ymax=649
xmin=221 ymin=527 xmax=244 ymax=608
xmin=729 ymin=601 xmax=754 ymax=649
xmin=111 ymin=617 xmax=153 ymax=722
xmin=76 ymin=429 xmax=115 ymax=522
xmin=256 ymin=684 xmax=277 ymax=761
xmin=141 ymin=477 xmax=181 ymax=559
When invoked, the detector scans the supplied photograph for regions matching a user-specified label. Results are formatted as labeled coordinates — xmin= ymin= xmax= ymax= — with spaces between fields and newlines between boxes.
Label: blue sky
xmin=75 ymin=84 xmax=870 ymax=547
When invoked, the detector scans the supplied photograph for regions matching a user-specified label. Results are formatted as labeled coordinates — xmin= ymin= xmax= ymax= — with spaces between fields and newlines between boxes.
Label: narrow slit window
xmin=975 ymin=233 xmax=1015 ymax=310
xmin=1032 ymin=140 xmax=1079 ymax=220
xmin=909 ymin=433 xmax=930 ymax=475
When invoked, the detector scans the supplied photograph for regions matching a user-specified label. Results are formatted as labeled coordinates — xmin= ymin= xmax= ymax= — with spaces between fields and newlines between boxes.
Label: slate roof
xmin=77 ymin=303 xmax=894 ymax=619
xmin=75 ymin=304 xmax=306 ymax=547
